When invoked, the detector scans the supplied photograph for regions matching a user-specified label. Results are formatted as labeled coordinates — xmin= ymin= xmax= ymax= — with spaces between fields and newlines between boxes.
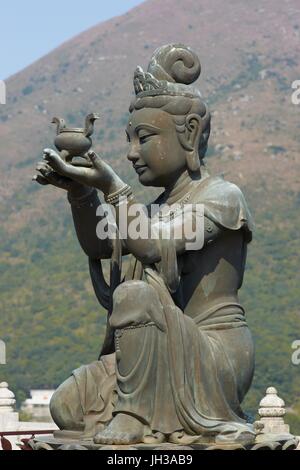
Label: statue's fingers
xmin=32 ymin=174 xmax=50 ymax=186
xmin=43 ymin=152 xmax=56 ymax=164
xmin=87 ymin=151 xmax=103 ymax=170
xmin=43 ymin=152 xmax=68 ymax=175
xmin=43 ymin=149 xmax=57 ymax=163
xmin=43 ymin=149 xmax=63 ymax=165
xmin=35 ymin=164 xmax=56 ymax=181
xmin=36 ymin=161 xmax=52 ymax=173
xmin=37 ymin=166 xmax=55 ymax=179
xmin=56 ymin=164 xmax=89 ymax=183
xmin=43 ymin=148 xmax=57 ymax=157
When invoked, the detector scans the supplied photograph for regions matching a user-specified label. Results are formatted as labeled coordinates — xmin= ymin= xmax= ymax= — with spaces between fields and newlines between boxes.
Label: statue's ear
xmin=183 ymin=114 xmax=202 ymax=172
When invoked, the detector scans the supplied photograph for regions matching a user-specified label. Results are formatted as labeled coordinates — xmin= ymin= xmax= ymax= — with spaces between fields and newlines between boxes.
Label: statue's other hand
xmin=85 ymin=150 xmax=126 ymax=195
xmin=33 ymin=159 xmax=84 ymax=193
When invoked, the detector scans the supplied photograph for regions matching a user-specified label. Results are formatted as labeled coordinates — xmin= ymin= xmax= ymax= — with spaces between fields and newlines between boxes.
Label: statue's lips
xmin=134 ymin=165 xmax=148 ymax=175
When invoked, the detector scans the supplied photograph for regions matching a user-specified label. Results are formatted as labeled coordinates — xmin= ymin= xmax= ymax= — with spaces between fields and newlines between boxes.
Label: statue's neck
xmin=164 ymin=166 xmax=209 ymax=205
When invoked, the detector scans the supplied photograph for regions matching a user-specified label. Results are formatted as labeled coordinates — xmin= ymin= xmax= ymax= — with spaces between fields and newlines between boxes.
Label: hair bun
xmin=147 ymin=44 xmax=201 ymax=85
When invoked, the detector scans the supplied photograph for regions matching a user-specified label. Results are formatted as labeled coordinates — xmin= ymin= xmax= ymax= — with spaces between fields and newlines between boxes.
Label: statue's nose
xmin=127 ymin=146 xmax=139 ymax=163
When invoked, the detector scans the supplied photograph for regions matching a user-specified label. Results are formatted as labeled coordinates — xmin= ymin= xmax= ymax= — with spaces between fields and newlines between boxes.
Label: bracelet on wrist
xmin=104 ymin=184 xmax=133 ymax=205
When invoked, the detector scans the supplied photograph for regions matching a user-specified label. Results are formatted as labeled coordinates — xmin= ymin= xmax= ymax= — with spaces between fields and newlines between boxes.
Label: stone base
xmin=28 ymin=433 xmax=299 ymax=451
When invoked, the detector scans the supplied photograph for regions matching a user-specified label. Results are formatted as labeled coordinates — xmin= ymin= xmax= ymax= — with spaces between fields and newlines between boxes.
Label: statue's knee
xmin=110 ymin=281 xmax=160 ymax=329
xmin=50 ymin=376 xmax=84 ymax=431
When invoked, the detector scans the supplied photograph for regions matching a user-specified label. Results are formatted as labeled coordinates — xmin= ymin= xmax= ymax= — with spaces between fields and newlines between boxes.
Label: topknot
xmin=148 ymin=43 xmax=201 ymax=85
xmin=133 ymin=44 xmax=202 ymax=98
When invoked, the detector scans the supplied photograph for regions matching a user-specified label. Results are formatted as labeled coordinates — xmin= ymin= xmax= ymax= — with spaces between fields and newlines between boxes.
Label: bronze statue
xmin=34 ymin=44 xmax=255 ymax=446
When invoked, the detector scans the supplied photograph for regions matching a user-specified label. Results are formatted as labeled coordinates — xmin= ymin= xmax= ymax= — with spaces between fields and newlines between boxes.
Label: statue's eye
xmin=139 ymin=133 xmax=155 ymax=144
xmin=125 ymin=131 xmax=130 ymax=143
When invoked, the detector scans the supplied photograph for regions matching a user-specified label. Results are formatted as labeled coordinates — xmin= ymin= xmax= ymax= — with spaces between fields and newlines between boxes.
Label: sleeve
xmin=198 ymin=178 xmax=254 ymax=243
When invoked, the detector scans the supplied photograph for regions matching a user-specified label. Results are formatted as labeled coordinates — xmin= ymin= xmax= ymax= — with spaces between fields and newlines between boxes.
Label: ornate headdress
xmin=133 ymin=43 xmax=202 ymax=99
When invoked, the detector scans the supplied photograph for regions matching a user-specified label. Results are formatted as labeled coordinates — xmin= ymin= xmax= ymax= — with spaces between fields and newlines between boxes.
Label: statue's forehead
xmin=127 ymin=107 xmax=169 ymax=130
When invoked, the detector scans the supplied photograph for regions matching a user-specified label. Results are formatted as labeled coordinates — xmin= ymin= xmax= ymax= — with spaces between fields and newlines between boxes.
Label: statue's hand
xmin=42 ymin=148 xmax=73 ymax=177
xmin=33 ymin=158 xmax=89 ymax=198
xmin=42 ymin=148 xmax=124 ymax=195
xmin=34 ymin=160 xmax=74 ymax=190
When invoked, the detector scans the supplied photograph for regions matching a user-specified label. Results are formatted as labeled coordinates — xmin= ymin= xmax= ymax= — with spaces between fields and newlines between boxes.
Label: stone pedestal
xmin=28 ymin=433 xmax=299 ymax=451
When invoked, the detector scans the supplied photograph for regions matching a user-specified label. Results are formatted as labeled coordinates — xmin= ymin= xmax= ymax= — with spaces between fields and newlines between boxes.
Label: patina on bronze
xmin=34 ymin=44 xmax=256 ymax=447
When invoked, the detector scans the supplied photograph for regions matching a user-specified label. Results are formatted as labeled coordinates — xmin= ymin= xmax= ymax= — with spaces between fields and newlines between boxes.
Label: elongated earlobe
xmin=186 ymin=150 xmax=200 ymax=172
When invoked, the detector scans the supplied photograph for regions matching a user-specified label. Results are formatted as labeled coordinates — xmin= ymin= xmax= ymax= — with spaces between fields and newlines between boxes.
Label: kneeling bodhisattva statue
xmin=34 ymin=44 xmax=255 ymax=446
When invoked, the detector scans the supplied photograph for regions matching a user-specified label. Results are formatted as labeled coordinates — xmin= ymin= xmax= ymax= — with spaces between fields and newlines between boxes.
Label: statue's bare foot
xmin=94 ymin=413 xmax=145 ymax=445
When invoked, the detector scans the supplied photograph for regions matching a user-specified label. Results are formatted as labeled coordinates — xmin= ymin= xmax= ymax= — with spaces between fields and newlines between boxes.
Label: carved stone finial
xmin=258 ymin=387 xmax=285 ymax=418
xmin=255 ymin=386 xmax=291 ymax=438
xmin=0 ymin=382 xmax=16 ymax=413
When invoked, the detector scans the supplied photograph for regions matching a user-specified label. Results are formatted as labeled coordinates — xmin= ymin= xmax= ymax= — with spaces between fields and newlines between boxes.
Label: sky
xmin=0 ymin=0 xmax=145 ymax=79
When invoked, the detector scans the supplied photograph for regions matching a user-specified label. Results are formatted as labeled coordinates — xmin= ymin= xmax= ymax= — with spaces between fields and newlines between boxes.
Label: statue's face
xmin=126 ymin=108 xmax=187 ymax=187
